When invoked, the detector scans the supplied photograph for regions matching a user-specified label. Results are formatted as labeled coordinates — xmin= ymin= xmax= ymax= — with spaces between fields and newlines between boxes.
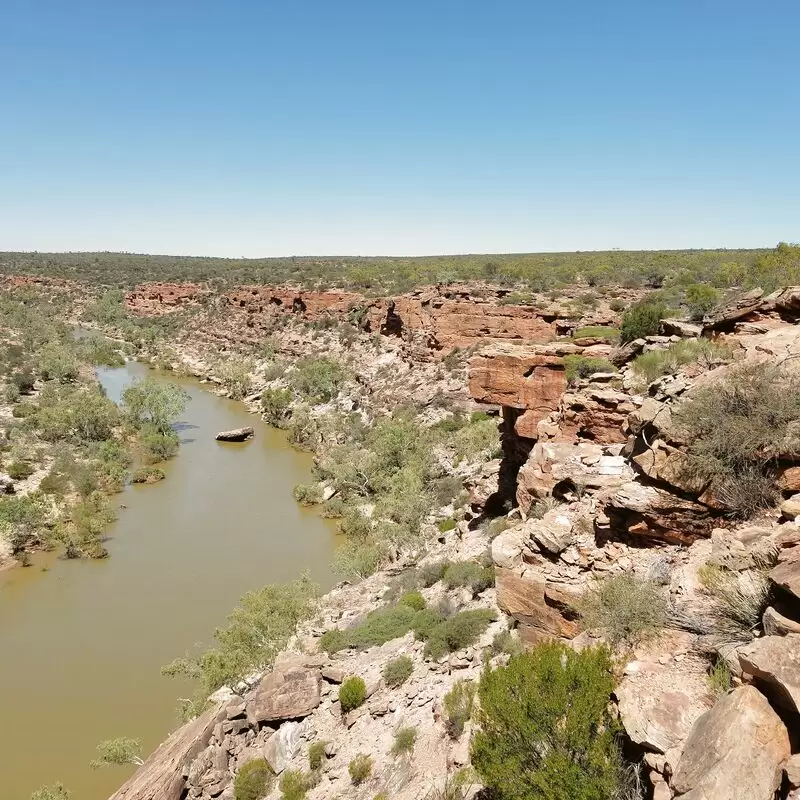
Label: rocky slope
xmin=105 ymin=283 xmax=800 ymax=800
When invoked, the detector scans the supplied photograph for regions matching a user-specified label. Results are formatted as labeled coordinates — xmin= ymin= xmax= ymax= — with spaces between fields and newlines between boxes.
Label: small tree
xmin=471 ymin=643 xmax=621 ymax=800
xmin=685 ymin=283 xmax=719 ymax=321
xmin=122 ymin=377 xmax=189 ymax=433
xmin=89 ymin=737 xmax=144 ymax=769
xmin=620 ymin=297 xmax=666 ymax=343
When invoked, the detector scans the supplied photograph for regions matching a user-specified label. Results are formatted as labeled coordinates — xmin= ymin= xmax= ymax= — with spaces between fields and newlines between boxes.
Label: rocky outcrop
xmin=670 ymin=686 xmax=789 ymax=800
xmin=494 ymin=567 xmax=579 ymax=643
xmin=125 ymin=283 xmax=210 ymax=315
xmin=108 ymin=702 xmax=221 ymax=800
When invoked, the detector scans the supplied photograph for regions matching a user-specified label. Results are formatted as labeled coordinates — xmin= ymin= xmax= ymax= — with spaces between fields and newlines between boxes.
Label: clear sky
xmin=1 ymin=1 xmax=798 ymax=257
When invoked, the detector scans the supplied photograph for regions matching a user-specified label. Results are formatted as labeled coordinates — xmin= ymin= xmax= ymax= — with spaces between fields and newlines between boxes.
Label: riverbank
xmin=0 ymin=360 xmax=338 ymax=800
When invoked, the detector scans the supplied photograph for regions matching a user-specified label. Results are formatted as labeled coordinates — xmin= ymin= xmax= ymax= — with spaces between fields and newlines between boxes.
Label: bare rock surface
xmin=739 ymin=634 xmax=800 ymax=714
xmin=671 ymin=686 xmax=789 ymax=800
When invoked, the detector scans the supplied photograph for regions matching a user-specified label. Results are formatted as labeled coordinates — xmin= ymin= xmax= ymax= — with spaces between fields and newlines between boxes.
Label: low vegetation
xmin=320 ymin=592 xmax=494 ymax=661
xmin=443 ymin=679 xmax=476 ymax=739
xmin=279 ymin=769 xmax=312 ymax=800
xmin=348 ymin=753 xmax=373 ymax=785
xmin=307 ymin=741 xmax=327 ymax=772
xmin=579 ymin=574 xmax=666 ymax=647
xmin=562 ymin=355 xmax=616 ymax=384
xmin=234 ymin=759 xmax=274 ymax=800
xmin=676 ymin=361 xmax=800 ymax=518
xmin=391 ymin=725 xmax=417 ymax=756
xmin=631 ymin=338 xmax=731 ymax=384
xmin=471 ymin=642 xmax=624 ymax=800
xmin=383 ymin=654 xmax=414 ymax=687
xmin=338 ymin=676 xmax=367 ymax=712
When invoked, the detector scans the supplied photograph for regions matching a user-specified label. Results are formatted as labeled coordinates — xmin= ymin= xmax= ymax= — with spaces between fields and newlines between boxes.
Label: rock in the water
xmin=671 ymin=686 xmax=789 ymax=800
xmin=247 ymin=666 xmax=321 ymax=723
xmin=739 ymin=635 xmax=800 ymax=714
xmin=215 ymin=426 xmax=254 ymax=442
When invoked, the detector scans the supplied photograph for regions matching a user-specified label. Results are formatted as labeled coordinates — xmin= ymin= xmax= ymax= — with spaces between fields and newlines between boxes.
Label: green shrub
xmin=571 ymin=326 xmax=619 ymax=341
xmin=339 ymin=676 xmax=367 ymax=712
xmin=7 ymin=460 xmax=34 ymax=480
xmin=391 ymin=726 xmax=417 ymax=757
xmin=675 ymin=362 xmax=800 ymax=518
xmin=443 ymin=679 xmax=476 ymax=739
xmin=319 ymin=627 xmax=350 ymax=655
xmin=443 ymin=561 xmax=495 ymax=596
xmin=279 ymin=769 xmax=311 ymax=800
xmin=291 ymin=357 xmax=347 ymax=403
xmin=348 ymin=603 xmax=419 ymax=649
xmin=234 ymin=759 xmax=274 ymax=800
xmin=293 ymin=483 xmax=323 ymax=505
xmin=319 ymin=496 xmax=345 ymax=518
xmin=579 ymin=574 xmax=665 ymax=647
xmin=438 ymin=518 xmax=457 ymax=533
xmin=620 ymin=297 xmax=667 ymax=343
xmin=122 ymin=377 xmax=189 ymax=433
xmin=418 ymin=560 xmax=451 ymax=587
xmin=383 ymin=655 xmax=414 ymax=687
xmin=491 ymin=629 xmax=523 ymax=657
xmin=609 ymin=299 xmax=627 ymax=312
xmin=12 ymin=401 xmax=36 ymax=418
xmin=261 ymin=387 xmax=293 ymax=426
xmin=685 ymin=283 xmax=719 ymax=321
xmin=399 ymin=590 xmax=426 ymax=611
xmin=131 ymin=467 xmax=165 ymax=484
xmin=308 ymin=741 xmax=327 ymax=772
xmin=216 ymin=358 xmax=253 ymax=400
xmin=39 ymin=468 xmax=71 ymax=496
xmin=707 ymin=658 xmax=733 ymax=699
xmin=348 ymin=753 xmax=373 ymax=785
xmin=139 ymin=424 xmax=179 ymax=463
xmin=471 ymin=643 xmax=621 ymax=800
xmin=562 ymin=355 xmax=616 ymax=384
xmin=420 ymin=609 xmax=495 ymax=660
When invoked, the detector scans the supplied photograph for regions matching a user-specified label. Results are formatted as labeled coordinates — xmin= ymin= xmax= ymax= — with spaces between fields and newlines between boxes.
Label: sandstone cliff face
xmin=124 ymin=283 xmax=602 ymax=356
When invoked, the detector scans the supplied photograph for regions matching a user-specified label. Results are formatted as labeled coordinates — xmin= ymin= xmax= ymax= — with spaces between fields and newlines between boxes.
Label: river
xmin=0 ymin=360 xmax=337 ymax=800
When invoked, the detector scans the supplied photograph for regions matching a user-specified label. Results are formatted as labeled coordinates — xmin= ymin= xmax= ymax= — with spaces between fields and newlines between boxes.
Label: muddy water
xmin=0 ymin=361 xmax=337 ymax=800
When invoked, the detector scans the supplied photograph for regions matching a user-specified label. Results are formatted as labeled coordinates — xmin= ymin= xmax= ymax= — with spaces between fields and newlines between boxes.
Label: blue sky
xmin=1 ymin=1 xmax=798 ymax=257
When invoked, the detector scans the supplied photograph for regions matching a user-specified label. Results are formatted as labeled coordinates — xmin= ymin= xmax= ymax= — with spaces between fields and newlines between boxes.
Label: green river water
xmin=0 ymin=361 xmax=337 ymax=799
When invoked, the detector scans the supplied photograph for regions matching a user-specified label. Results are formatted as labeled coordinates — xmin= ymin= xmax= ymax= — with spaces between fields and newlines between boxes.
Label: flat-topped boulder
xmin=215 ymin=426 xmax=254 ymax=442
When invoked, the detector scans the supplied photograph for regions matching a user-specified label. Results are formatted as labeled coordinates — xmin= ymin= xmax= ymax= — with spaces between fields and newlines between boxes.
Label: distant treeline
xmin=1 ymin=244 xmax=798 ymax=294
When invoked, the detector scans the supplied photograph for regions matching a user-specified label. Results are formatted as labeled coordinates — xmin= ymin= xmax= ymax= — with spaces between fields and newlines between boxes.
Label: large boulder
xmin=671 ymin=686 xmax=789 ymax=800
xmin=616 ymin=681 xmax=705 ymax=755
xmin=108 ymin=703 xmax=220 ymax=800
xmin=215 ymin=426 xmax=254 ymax=442
xmin=247 ymin=666 xmax=321 ymax=724
xmin=494 ymin=567 xmax=579 ymax=643
xmin=739 ymin=635 xmax=800 ymax=714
